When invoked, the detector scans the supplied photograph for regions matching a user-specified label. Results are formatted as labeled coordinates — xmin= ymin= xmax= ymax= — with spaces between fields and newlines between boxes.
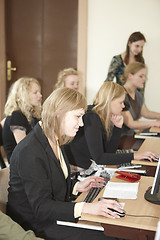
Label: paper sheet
xmin=103 ymin=181 xmax=139 ymax=199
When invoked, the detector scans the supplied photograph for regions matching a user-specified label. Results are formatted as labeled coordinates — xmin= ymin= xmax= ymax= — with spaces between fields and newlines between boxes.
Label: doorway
xmin=5 ymin=0 xmax=78 ymax=101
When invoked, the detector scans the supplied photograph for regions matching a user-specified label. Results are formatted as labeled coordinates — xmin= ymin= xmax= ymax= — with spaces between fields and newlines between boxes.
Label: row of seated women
xmin=65 ymin=63 xmax=160 ymax=170
xmin=1 ymin=37 xmax=160 ymax=239
xmin=3 ymin=62 xmax=160 ymax=165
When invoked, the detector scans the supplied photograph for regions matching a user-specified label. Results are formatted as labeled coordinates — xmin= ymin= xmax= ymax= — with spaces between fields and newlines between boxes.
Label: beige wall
xmin=87 ymin=0 xmax=160 ymax=113
xmin=0 ymin=0 xmax=6 ymax=120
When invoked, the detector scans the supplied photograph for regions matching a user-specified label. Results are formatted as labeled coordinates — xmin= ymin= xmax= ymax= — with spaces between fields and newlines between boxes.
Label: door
xmin=5 ymin=0 xmax=78 ymax=100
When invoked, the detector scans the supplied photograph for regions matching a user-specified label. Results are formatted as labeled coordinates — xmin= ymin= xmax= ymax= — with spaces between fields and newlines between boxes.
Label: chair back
xmin=0 ymin=167 xmax=9 ymax=213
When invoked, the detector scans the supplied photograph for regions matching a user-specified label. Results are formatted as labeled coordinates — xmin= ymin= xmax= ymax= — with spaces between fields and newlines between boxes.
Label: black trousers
xmin=37 ymin=224 xmax=125 ymax=240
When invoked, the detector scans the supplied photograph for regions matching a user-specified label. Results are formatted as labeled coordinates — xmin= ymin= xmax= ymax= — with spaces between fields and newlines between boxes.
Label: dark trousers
xmin=37 ymin=224 xmax=125 ymax=240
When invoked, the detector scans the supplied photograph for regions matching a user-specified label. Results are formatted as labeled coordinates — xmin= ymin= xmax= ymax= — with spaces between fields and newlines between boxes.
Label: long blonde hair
xmin=121 ymin=62 xmax=146 ymax=83
xmin=41 ymin=87 xmax=87 ymax=145
xmin=55 ymin=68 xmax=79 ymax=88
xmin=4 ymin=77 xmax=42 ymax=122
xmin=93 ymin=82 xmax=125 ymax=138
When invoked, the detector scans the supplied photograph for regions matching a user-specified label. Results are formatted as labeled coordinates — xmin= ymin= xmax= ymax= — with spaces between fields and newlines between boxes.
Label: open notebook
xmin=103 ymin=181 xmax=139 ymax=199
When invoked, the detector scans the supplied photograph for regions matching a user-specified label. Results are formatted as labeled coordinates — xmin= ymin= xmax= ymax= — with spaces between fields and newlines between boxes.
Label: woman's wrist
xmin=81 ymin=202 xmax=91 ymax=214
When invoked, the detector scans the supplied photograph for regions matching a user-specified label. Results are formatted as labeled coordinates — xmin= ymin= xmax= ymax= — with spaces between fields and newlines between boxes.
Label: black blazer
xmin=65 ymin=107 xmax=133 ymax=169
xmin=7 ymin=123 xmax=78 ymax=239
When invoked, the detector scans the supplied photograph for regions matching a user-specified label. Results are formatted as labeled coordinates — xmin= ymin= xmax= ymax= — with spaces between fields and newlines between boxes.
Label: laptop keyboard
xmin=116 ymin=149 xmax=141 ymax=169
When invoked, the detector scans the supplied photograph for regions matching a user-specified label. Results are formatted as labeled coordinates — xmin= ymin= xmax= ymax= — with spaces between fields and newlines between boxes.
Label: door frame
xmin=0 ymin=0 xmax=6 ymax=120
xmin=0 ymin=0 xmax=88 ymax=119
xmin=77 ymin=0 xmax=88 ymax=96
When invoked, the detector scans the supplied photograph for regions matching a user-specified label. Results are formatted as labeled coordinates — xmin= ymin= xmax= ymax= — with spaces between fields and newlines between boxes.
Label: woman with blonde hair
xmin=7 ymin=87 xmax=123 ymax=240
xmin=55 ymin=67 xmax=79 ymax=90
xmin=65 ymin=81 xmax=158 ymax=170
xmin=3 ymin=77 xmax=42 ymax=162
xmin=120 ymin=62 xmax=160 ymax=148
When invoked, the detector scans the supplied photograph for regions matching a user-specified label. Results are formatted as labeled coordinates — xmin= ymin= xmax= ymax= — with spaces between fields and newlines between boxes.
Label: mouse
xmin=108 ymin=208 xmax=126 ymax=217
xmin=98 ymin=197 xmax=125 ymax=217
xmin=144 ymin=157 xmax=159 ymax=162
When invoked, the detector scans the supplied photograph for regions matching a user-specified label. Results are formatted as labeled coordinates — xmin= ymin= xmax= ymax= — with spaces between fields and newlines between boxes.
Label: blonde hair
xmin=93 ymin=82 xmax=125 ymax=138
xmin=4 ymin=77 xmax=42 ymax=122
xmin=41 ymin=87 xmax=87 ymax=145
xmin=121 ymin=62 xmax=146 ymax=83
xmin=55 ymin=68 xmax=78 ymax=88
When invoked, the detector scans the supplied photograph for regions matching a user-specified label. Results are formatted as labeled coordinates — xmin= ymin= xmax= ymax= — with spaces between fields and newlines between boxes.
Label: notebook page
xmin=103 ymin=182 xmax=139 ymax=199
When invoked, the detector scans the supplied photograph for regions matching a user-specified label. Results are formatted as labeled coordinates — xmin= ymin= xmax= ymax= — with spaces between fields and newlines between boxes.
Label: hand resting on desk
xmin=82 ymin=199 xmax=123 ymax=219
xmin=76 ymin=176 xmax=123 ymax=219
xmin=133 ymin=151 xmax=159 ymax=162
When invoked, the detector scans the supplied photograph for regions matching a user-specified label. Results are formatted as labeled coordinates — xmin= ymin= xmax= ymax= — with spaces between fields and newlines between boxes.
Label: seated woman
xmin=55 ymin=67 xmax=79 ymax=90
xmin=3 ymin=77 xmax=42 ymax=162
xmin=7 ymin=88 xmax=123 ymax=240
xmin=120 ymin=62 xmax=160 ymax=148
xmin=64 ymin=82 xmax=157 ymax=170
xmin=105 ymin=31 xmax=146 ymax=95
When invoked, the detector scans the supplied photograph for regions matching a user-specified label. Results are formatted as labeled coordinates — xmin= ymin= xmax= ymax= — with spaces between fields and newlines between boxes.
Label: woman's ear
xmin=128 ymin=73 xmax=133 ymax=80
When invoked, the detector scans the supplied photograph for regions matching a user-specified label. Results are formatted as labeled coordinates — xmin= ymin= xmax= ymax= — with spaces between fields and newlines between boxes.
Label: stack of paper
xmin=103 ymin=182 xmax=139 ymax=199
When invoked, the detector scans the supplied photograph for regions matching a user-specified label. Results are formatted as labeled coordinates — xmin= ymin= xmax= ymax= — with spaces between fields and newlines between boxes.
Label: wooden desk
xmin=137 ymin=138 xmax=160 ymax=155
xmin=76 ymin=175 xmax=160 ymax=240
xmin=132 ymin=138 xmax=160 ymax=176
xmin=150 ymin=126 xmax=160 ymax=133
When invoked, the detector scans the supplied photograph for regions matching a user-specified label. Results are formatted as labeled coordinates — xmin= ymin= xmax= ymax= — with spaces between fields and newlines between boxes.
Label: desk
xmin=76 ymin=175 xmax=160 ymax=240
xmin=137 ymin=138 xmax=160 ymax=155
xmin=132 ymin=138 xmax=160 ymax=176
xmin=150 ymin=126 xmax=160 ymax=133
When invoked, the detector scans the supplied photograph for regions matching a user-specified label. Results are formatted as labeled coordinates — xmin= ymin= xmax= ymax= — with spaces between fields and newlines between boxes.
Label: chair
xmin=0 ymin=167 xmax=9 ymax=213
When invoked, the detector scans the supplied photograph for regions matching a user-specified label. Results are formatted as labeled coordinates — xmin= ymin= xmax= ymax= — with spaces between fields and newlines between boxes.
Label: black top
xmin=2 ymin=110 xmax=38 ymax=162
xmin=0 ymin=124 xmax=3 ymax=146
xmin=65 ymin=106 xmax=133 ymax=169
xmin=7 ymin=123 xmax=78 ymax=240
xmin=122 ymin=90 xmax=143 ymax=137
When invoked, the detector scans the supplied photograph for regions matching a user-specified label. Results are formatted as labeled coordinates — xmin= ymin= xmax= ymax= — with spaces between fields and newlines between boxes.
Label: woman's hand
xmin=134 ymin=151 xmax=159 ymax=162
xmin=76 ymin=176 xmax=105 ymax=192
xmin=82 ymin=199 xmax=123 ymax=219
xmin=111 ymin=114 xmax=123 ymax=128
xmin=150 ymin=121 xmax=160 ymax=128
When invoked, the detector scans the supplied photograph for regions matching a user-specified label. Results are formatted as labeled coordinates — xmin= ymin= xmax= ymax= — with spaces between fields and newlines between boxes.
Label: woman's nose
xmin=39 ymin=92 xmax=42 ymax=98
xmin=79 ymin=118 xmax=84 ymax=127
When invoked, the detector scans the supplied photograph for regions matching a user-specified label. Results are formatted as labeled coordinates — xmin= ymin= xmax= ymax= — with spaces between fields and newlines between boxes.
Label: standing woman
xmin=120 ymin=62 xmax=160 ymax=148
xmin=55 ymin=67 xmax=79 ymax=90
xmin=3 ymin=77 xmax=42 ymax=162
xmin=7 ymin=88 xmax=123 ymax=240
xmin=105 ymin=31 xmax=146 ymax=94
xmin=65 ymin=82 xmax=157 ymax=170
